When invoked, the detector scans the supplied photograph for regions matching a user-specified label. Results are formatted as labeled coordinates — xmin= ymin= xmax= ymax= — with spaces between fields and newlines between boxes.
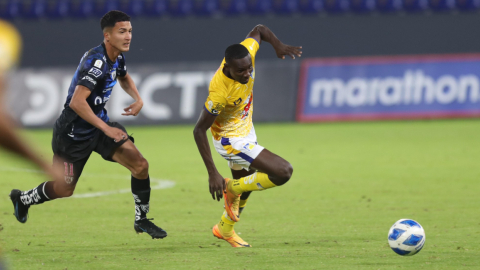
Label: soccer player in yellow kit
xmin=193 ymin=25 xmax=302 ymax=247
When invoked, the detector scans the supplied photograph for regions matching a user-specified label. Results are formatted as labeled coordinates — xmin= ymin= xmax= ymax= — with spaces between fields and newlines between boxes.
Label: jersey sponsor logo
xmin=94 ymin=59 xmax=103 ymax=68
xmin=234 ymin=97 xmax=243 ymax=106
xmin=94 ymin=95 xmax=110 ymax=105
xmin=88 ymin=67 xmax=103 ymax=78
xmin=103 ymin=87 xmax=112 ymax=93
xmin=240 ymin=94 xmax=253 ymax=120
xmin=82 ymin=75 xmax=97 ymax=85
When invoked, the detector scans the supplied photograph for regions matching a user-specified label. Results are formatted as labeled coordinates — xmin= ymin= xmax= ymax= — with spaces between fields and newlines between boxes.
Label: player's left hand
xmin=122 ymin=100 xmax=143 ymax=116
xmin=275 ymin=44 xmax=302 ymax=60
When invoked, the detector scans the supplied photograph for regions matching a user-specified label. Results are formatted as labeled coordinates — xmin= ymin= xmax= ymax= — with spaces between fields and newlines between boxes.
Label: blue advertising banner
xmin=297 ymin=54 xmax=480 ymax=122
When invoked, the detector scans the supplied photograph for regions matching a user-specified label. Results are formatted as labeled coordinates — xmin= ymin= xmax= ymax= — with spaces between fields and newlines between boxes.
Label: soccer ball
xmin=387 ymin=219 xmax=426 ymax=256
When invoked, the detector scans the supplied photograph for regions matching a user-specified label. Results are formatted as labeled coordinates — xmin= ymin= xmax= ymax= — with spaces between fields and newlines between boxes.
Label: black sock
xmin=20 ymin=182 xmax=51 ymax=206
xmin=131 ymin=176 xmax=151 ymax=221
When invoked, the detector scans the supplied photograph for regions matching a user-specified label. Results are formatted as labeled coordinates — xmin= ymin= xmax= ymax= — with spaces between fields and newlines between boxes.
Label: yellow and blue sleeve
xmin=204 ymin=79 xmax=228 ymax=115
xmin=240 ymin=38 xmax=260 ymax=60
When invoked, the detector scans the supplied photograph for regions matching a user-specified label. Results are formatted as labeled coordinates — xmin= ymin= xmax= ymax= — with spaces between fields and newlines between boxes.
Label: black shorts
xmin=52 ymin=121 xmax=134 ymax=185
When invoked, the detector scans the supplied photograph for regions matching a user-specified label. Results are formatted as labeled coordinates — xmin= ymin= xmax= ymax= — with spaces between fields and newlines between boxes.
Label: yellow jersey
xmin=204 ymin=38 xmax=260 ymax=140
xmin=0 ymin=19 xmax=22 ymax=72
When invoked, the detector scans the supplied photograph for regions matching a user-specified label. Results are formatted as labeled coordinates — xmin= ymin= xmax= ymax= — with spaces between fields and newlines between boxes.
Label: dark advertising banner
xmin=297 ymin=54 xmax=480 ymax=122
xmin=6 ymin=60 xmax=298 ymax=128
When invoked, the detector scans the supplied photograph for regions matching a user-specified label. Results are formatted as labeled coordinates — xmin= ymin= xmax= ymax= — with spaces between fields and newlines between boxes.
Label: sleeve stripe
xmin=204 ymin=105 xmax=219 ymax=116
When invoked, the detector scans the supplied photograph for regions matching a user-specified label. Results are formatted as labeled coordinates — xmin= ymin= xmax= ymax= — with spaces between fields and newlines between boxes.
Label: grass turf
xmin=0 ymin=120 xmax=479 ymax=269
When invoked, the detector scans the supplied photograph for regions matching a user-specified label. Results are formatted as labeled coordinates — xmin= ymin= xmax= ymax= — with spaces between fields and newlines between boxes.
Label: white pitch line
xmin=71 ymin=179 xmax=175 ymax=199
xmin=0 ymin=166 xmax=175 ymax=199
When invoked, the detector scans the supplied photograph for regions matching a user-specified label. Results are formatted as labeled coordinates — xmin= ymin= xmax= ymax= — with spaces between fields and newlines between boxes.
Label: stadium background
xmin=4 ymin=0 xmax=480 ymax=126
xmin=2 ymin=1 xmax=480 ymax=269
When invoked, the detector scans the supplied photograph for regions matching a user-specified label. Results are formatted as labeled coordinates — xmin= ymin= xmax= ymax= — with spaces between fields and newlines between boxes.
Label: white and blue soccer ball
xmin=388 ymin=219 xmax=426 ymax=256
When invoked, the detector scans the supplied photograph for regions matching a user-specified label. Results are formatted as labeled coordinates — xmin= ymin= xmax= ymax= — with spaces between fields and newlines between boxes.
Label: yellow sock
xmin=218 ymin=211 xmax=235 ymax=237
xmin=229 ymin=172 xmax=276 ymax=195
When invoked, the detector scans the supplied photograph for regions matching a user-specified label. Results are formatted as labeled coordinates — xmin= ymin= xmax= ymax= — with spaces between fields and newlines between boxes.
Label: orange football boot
xmin=212 ymin=224 xmax=251 ymax=247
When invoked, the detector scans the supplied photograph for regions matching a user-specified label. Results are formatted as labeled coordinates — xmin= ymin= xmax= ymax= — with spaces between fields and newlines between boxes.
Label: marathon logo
xmin=297 ymin=55 xmax=480 ymax=122
xmin=309 ymin=70 xmax=479 ymax=108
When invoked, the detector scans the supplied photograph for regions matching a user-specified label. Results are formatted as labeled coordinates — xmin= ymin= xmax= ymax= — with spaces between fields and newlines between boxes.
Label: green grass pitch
xmin=1 ymin=120 xmax=479 ymax=269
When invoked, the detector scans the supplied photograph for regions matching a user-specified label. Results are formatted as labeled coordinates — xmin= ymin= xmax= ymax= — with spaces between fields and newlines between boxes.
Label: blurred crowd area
xmin=0 ymin=0 xmax=478 ymax=20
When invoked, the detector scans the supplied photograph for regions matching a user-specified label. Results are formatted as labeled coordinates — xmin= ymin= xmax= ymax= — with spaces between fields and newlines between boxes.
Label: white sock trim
xmin=42 ymin=182 xmax=50 ymax=200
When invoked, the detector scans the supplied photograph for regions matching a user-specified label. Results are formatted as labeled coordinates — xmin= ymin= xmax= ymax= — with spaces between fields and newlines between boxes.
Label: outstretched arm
xmin=0 ymin=75 xmax=63 ymax=182
xmin=246 ymin=24 xmax=302 ymax=60
xmin=118 ymin=73 xmax=143 ymax=116
xmin=193 ymin=109 xmax=226 ymax=201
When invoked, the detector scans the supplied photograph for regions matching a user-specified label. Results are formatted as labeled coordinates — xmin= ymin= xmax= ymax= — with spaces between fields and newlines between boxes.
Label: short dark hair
xmin=100 ymin=10 xmax=131 ymax=31
xmin=225 ymin=44 xmax=249 ymax=64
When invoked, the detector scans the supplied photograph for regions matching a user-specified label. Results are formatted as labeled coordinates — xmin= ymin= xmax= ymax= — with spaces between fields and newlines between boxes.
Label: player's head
xmin=101 ymin=10 xmax=132 ymax=52
xmin=224 ymin=44 xmax=252 ymax=85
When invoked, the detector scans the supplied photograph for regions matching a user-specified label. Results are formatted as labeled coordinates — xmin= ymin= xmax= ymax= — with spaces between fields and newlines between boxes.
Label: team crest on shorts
xmin=243 ymin=143 xmax=255 ymax=151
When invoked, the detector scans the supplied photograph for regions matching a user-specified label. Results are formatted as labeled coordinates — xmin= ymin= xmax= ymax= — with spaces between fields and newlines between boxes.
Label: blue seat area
xmin=1 ymin=0 xmax=22 ymax=19
xmin=145 ymin=0 xmax=168 ymax=17
xmin=71 ymin=0 xmax=95 ymax=18
xmin=23 ymin=0 xmax=48 ymax=19
xmin=273 ymin=0 xmax=299 ymax=14
xmin=194 ymin=0 xmax=220 ymax=16
xmin=429 ymin=0 xmax=455 ymax=11
xmin=220 ymin=0 xmax=248 ymax=15
xmin=350 ymin=0 xmax=376 ymax=12
xmin=47 ymin=0 xmax=71 ymax=19
xmin=299 ymin=0 xmax=323 ymax=14
xmin=168 ymin=0 xmax=194 ymax=17
xmin=96 ymin=0 xmax=121 ymax=17
xmin=402 ymin=0 xmax=429 ymax=11
xmin=376 ymin=0 xmax=402 ymax=11
xmin=324 ymin=0 xmax=350 ymax=13
xmin=247 ymin=0 xmax=273 ymax=15
xmin=1 ymin=0 xmax=478 ymax=20
xmin=124 ymin=0 xmax=146 ymax=17
xmin=456 ymin=0 xmax=480 ymax=10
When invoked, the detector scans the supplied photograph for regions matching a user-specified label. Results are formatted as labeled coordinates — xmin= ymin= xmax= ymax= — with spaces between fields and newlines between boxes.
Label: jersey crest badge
xmin=94 ymin=60 xmax=103 ymax=68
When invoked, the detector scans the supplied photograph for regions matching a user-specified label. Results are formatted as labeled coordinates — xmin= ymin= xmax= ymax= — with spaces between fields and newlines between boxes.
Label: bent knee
xmin=132 ymin=157 xmax=149 ymax=177
xmin=57 ymin=189 xmax=75 ymax=198
xmin=275 ymin=163 xmax=293 ymax=185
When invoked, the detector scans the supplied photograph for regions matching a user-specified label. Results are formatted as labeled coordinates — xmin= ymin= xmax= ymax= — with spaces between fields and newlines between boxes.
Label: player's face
xmin=108 ymin=21 xmax=132 ymax=52
xmin=229 ymin=55 xmax=253 ymax=84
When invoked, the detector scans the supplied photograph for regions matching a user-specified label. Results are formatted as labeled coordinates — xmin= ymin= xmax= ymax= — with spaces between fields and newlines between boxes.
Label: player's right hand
xmin=208 ymin=172 xmax=226 ymax=201
xmin=103 ymin=126 xmax=128 ymax=143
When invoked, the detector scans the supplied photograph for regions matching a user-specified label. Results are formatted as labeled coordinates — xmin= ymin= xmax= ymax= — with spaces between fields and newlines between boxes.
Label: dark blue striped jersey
xmin=56 ymin=43 xmax=127 ymax=141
